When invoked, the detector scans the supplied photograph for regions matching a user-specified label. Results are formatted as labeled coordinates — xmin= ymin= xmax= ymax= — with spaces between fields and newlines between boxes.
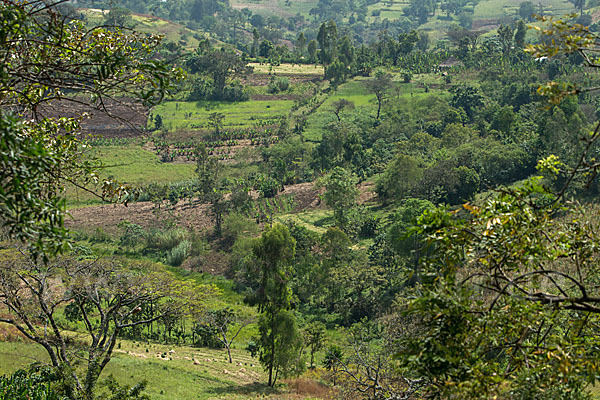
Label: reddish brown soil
xmin=472 ymin=19 xmax=500 ymax=31
xmin=66 ymin=182 xmax=324 ymax=233
xmin=67 ymin=180 xmax=374 ymax=236
xmin=67 ymin=201 xmax=212 ymax=235
xmin=285 ymin=378 xmax=335 ymax=400
xmin=358 ymin=181 xmax=377 ymax=205
xmin=40 ymin=98 xmax=148 ymax=138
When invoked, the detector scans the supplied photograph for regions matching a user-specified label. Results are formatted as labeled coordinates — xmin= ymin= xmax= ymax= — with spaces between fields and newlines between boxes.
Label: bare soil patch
xmin=67 ymin=182 xmax=325 ymax=233
xmin=41 ymin=98 xmax=148 ymax=138
xmin=472 ymin=19 xmax=500 ymax=31
xmin=285 ymin=378 xmax=335 ymax=400
xmin=358 ymin=181 xmax=377 ymax=205
xmin=68 ymin=180 xmax=374 ymax=236
xmin=67 ymin=201 xmax=212 ymax=235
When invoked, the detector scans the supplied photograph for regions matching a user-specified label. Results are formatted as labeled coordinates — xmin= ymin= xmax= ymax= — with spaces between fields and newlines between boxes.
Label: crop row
xmin=152 ymin=136 xmax=280 ymax=163
xmin=247 ymin=195 xmax=296 ymax=223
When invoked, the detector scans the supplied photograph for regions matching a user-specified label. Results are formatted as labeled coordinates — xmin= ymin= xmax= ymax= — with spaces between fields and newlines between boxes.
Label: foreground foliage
xmin=0 ymin=0 xmax=182 ymax=259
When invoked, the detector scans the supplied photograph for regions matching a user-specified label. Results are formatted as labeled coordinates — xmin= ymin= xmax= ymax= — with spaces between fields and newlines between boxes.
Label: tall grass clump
xmin=145 ymin=228 xmax=189 ymax=252
xmin=166 ymin=240 xmax=192 ymax=266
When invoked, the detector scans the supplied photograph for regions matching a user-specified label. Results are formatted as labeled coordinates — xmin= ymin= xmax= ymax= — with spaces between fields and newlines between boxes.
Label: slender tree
xmin=249 ymin=224 xmax=303 ymax=386
xmin=365 ymin=71 xmax=393 ymax=120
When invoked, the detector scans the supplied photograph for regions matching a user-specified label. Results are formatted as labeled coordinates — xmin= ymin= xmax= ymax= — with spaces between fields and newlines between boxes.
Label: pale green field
xmin=367 ymin=0 xmax=407 ymax=21
xmin=303 ymin=73 xmax=433 ymax=142
xmin=67 ymin=146 xmax=196 ymax=206
xmin=91 ymin=146 xmax=196 ymax=185
xmin=276 ymin=0 xmax=317 ymax=15
xmin=474 ymin=0 xmax=575 ymax=19
xmin=0 ymin=339 xmax=277 ymax=400
xmin=152 ymin=100 xmax=294 ymax=131
xmin=303 ymin=77 xmax=376 ymax=142
xmin=249 ymin=62 xmax=324 ymax=75
xmin=230 ymin=0 xmax=315 ymax=17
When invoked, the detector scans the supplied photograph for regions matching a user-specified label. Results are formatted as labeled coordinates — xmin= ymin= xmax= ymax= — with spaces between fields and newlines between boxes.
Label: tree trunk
xmin=226 ymin=343 xmax=233 ymax=363
xmin=268 ymin=312 xmax=276 ymax=386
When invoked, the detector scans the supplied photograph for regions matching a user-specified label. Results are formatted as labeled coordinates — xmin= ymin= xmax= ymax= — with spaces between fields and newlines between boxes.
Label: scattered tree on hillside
xmin=303 ymin=321 xmax=326 ymax=368
xmin=248 ymin=224 xmax=304 ymax=387
xmin=323 ymin=345 xmax=344 ymax=386
xmin=331 ymin=98 xmax=355 ymax=121
xmin=186 ymin=40 xmax=252 ymax=101
xmin=518 ymin=1 xmax=536 ymax=21
xmin=104 ymin=6 xmax=132 ymax=27
xmin=365 ymin=71 xmax=393 ymax=120
xmin=204 ymin=308 xmax=254 ymax=363
xmin=569 ymin=0 xmax=585 ymax=15
xmin=515 ymin=20 xmax=527 ymax=48
xmin=449 ymin=85 xmax=484 ymax=120
xmin=296 ymin=32 xmax=307 ymax=56
xmin=0 ymin=255 xmax=211 ymax=399
xmin=320 ymin=167 xmax=359 ymax=229
xmin=195 ymin=143 xmax=220 ymax=201
xmin=317 ymin=20 xmax=338 ymax=66
xmin=307 ymin=39 xmax=318 ymax=63
xmin=497 ymin=24 xmax=515 ymax=57
xmin=208 ymin=112 xmax=225 ymax=137
xmin=324 ymin=59 xmax=348 ymax=87
xmin=404 ymin=0 xmax=437 ymax=24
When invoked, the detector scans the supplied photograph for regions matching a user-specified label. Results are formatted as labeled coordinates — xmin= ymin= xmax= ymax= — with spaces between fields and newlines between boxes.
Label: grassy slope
xmin=249 ymin=62 xmax=324 ymax=76
xmin=152 ymin=100 xmax=294 ymax=131
xmin=80 ymin=9 xmax=206 ymax=50
xmin=94 ymin=146 xmax=196 ymax=184
xmin=0 ymin=340 xmax=279 ymax=400
xmin=67 ymin=146 xmax=196 ymax=207
xmin=473 ymin=0 xmax=574 ymax=19
xmin=303 ymin=77 xmax=376 ymax=142
xmin=303 ymin=72 xmax=443 ymax=142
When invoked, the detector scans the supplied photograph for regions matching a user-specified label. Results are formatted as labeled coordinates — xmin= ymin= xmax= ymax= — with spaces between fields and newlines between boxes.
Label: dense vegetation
xmin=5 ymin=0 xmax=600 ymax=399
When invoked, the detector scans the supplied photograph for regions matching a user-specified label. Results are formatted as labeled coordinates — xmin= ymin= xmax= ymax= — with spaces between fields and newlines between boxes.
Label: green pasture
xmin=130 ymin=14 xmax=205 ymax=50
xmin=419 ymin=17 xmax=461 ymax=42
xmin=303 ymin=74 xmax=444 ymax=142
xmin=231 ymin=0 xmax=316 ymax=18
xmin=248 ymin=62 xmax=324 ymax=76
xmin=152 ymin=100 xmax=294 ymax=131
xmin=0 ymin=340 xmax=273 ymax=400
xmin=278 ymin=210 xmax=331 ymax=235
xmin=367 ymin=0 xmax=407 ymax=22
xmin=276 ymin=0 xmax=317 ymax=16
xmin=303 ymin=78 xmax=376 ymax=142
xmin=473 ymin=0 xmax=575 ymax=19
xmin=92 ymin=146 xmax=196 ymax=185
xmin=67 ymin=145 xmax=195 ymax=206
